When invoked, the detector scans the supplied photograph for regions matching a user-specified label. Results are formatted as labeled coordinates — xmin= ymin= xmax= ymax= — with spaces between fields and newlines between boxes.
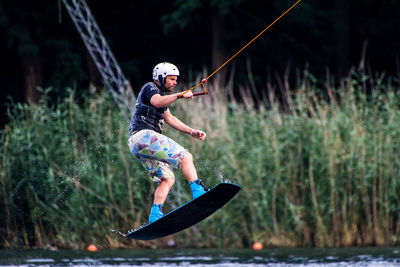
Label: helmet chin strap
xmin=157 ymin=75 xmax=166 ymax=91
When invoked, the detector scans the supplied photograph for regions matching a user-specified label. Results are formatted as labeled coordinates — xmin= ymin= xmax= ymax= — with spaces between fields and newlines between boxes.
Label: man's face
xmin=164 ymin=75 xmax=178 ymax=91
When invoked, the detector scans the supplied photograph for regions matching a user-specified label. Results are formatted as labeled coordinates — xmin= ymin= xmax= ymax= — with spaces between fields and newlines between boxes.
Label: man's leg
xmin=181 ymin=150 xmax=207 ymax=199
xmin=180 ymin=151 xmax=198 ymax=183
xmin=153 ymin=178 xmax=175 ymax=205
xmin=150 ymin=177 xmax=175 ymax=223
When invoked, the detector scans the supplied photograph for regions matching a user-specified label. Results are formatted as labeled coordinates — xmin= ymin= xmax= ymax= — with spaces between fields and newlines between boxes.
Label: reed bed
xmin=1 ymin=74 xmax=400 ymax=249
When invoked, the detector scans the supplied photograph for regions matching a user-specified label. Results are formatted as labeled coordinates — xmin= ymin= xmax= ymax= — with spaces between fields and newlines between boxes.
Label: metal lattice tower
xmin=62 ymin=0 xmax=135 ymax=122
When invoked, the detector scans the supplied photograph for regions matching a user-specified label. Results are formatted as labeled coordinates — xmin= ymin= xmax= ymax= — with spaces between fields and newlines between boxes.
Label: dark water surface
xmin=0 ymin=247 xmax=399 ymax=266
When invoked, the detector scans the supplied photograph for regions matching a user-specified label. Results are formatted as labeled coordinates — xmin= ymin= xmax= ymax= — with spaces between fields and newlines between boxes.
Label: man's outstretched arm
xmin=150 ymin=91 xmax=193 ymax=108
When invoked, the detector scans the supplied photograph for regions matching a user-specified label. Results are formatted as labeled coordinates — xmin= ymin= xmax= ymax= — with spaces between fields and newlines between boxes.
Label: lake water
xmin=0 ymin=247 xmax=399 ymax=266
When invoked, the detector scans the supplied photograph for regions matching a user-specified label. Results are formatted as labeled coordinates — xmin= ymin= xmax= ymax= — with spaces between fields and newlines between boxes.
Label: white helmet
xmin=152 ymin=62 xmax=180 ymax=87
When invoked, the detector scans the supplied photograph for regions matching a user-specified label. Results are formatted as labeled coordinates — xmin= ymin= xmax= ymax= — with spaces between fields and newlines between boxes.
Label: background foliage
xmin=1 ymin=0 xmax=400 ymax=249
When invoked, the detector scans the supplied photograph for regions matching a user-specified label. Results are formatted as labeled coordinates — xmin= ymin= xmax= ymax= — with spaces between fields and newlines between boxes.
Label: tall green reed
xmin=0 ymin=90 xmax=151 ymax=248
xmin=172 ymin=72 xmax=400 ymax=247
xmin=1 ymin=72 xmax=400 ymax=248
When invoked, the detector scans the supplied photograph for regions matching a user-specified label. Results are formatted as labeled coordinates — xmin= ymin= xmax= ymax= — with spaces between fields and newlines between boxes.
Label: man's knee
xmin=182 ymin=150 xmax=193 ymax=163
xmin=161 ymin=177 xmax=175 ymax=186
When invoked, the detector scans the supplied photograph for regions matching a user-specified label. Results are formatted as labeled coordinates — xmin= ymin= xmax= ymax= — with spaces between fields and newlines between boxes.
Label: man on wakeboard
xmin=128 ymin=62 xmax=208 ymax=223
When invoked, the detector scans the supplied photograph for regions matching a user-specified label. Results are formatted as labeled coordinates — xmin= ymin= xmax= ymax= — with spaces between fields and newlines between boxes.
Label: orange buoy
xmin=87 ymin=244 xmax=98 ymax=252
xmin=252 ymin=242 xmax=263 ymax=250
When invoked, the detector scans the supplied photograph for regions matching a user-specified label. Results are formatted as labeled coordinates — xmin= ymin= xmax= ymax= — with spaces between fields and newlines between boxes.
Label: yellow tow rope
xmin=179 ymin=0 xmax=302 ymax=98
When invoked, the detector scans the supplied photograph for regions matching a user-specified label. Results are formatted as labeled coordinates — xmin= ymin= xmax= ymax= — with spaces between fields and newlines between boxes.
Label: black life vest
xmin=128 ymin=82 xmax=167 ymax=136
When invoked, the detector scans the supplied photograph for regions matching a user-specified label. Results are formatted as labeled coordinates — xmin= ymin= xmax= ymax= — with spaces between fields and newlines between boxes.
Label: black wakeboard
xmin=123 ymin=182 xmax=241 ymax=240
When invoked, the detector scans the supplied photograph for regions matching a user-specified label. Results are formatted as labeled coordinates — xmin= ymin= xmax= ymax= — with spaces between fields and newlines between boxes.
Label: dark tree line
xmin=1 ymin=0 xmax=400 ymax=125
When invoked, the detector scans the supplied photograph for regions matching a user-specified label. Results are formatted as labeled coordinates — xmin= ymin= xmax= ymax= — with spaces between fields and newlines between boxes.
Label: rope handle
xmin=177 ymin=91 xmax=208 ymax=98
xmin=178 ymin=79 xmax=208 ymax=98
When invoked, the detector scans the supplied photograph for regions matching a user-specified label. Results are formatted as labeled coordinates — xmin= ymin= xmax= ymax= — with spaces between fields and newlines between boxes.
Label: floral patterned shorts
xmin=128 ymin=130 xmax=185 ymax=183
